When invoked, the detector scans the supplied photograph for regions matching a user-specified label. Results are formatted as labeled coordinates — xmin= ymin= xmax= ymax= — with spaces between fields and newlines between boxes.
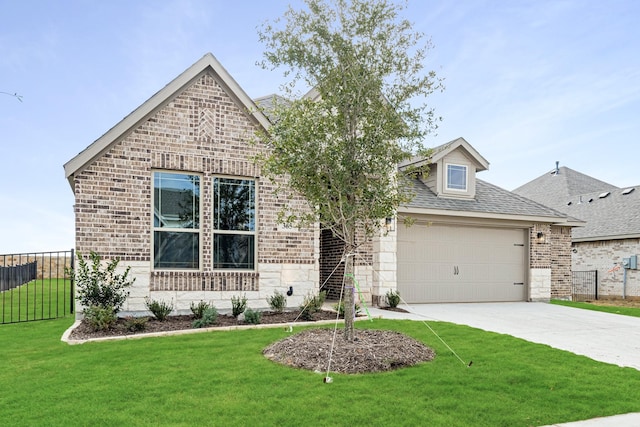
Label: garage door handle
xmin=454 ymin=266 xmax=459 ymax=275
xmin=513 ymin=282 xmax=524 ymax=286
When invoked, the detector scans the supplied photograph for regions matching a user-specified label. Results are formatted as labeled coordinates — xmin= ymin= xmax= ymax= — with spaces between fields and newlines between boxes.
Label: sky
xmin=1 ymin=0 xmax=639 ymax=254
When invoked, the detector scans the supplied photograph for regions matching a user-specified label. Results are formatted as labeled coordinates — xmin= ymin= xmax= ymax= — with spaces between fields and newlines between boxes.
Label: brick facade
xmin=73 ymin=71 xmax=317 ymax=312
xmin=573 ymin=238 xmax=640 ymax=299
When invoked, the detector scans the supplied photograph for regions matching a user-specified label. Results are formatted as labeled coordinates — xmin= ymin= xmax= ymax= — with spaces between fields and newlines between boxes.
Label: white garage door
xmin=397 ymin=223 xmax=527 ymax=303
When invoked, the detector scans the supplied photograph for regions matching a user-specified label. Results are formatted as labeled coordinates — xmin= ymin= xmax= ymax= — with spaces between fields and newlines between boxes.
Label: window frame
xmin=212 ymin=175 xmax=257 ymax=271
xmin=151 ymin=170 xmax=203 ymax=271
xmin=445 ymin=163 xmax=468 ymax=192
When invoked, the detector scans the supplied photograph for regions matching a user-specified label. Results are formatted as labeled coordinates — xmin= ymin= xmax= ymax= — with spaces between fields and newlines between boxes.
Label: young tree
xmin=257 ymin=0 xmax=442 ymax=341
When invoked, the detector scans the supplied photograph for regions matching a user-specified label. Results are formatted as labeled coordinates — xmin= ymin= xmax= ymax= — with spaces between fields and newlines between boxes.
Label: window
xmin=153 ymin=172 xmax=200 ymax=269
xmin=213 ymin=177 xmax=256 ymax=269
xmin=446 ymin=164 xmax=467 ymax=191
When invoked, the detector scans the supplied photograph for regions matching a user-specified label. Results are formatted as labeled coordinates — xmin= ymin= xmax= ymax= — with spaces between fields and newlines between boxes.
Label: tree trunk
xmin=343 ymin=249 xmax=356 ymax=342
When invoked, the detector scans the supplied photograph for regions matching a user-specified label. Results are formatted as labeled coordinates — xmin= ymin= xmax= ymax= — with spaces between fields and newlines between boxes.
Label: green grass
xmin=1 ymin=318 xmax=640 ymax=426
xmin=552 ymin=299 xmax=640 ymax=318
xmin=0 ymin=279 xmax=73 ymax=323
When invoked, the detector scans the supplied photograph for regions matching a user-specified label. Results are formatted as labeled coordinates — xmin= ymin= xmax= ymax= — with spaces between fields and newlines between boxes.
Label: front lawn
xmin=551 ymin=299 xmax=640 ymax=318
xmin=0 ymin=279 xmax=73 ymax=323
xmin=1 ymin=318 xmax=640 ymax=426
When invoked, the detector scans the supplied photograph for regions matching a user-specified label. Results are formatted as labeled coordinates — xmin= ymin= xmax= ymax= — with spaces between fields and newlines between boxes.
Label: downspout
xmin=623 ymin=267 xmax=627 ymax=299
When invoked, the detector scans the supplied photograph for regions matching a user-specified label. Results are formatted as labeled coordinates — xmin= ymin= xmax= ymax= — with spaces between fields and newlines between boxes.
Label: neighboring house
xmin=514 ymin=164 xmax=640 ymax=299
xmin=64 ymin=53 xmax=578 ymax=314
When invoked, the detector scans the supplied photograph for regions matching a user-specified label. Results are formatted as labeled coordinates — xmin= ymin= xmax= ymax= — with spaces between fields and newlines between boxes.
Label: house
xmin=514 ymin=164 xmax=640 ymax=299
xmin=64 ymin=53 xmax=578 ymax=314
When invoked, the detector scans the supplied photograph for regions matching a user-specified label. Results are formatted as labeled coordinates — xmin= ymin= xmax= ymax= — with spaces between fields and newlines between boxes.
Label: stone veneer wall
xmin=529 ymin=224 xmax=572 ymax=301
xmin=573 ymin=238 xmax=640 ymax=299
xmin=73 ymin=71 xmax=318 ymax=314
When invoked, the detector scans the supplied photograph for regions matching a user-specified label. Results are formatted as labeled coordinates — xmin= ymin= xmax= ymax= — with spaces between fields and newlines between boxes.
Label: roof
xmin=513 ymin=166 xmax=618 ymax=210
xmin=400 ymin=137 xmax=490 ymax=172
xmin=513 ymin=165 xmax=640 ymax=241
xmin=401 ymin=177 xmax=575 ymax=224
xmin=64 ymin=53 xmax=271 ymax=189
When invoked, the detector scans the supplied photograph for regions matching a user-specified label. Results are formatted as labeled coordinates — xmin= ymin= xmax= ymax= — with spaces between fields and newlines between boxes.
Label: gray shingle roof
xmin=404 ymin=177 xmax=567 ymax=219
xmin=513 ymin=166 xmax=618 ymax=209
xmin=513 ymin=166 xmax=640 ymax=240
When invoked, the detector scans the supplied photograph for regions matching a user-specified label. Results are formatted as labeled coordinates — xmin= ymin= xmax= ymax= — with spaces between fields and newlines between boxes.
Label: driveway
xmin=368 ymin=302 xmax=640 ymax=370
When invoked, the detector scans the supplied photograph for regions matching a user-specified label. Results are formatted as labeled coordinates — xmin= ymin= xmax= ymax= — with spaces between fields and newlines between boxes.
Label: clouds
xmin=0 ymin=0 xmax=639 ymax=252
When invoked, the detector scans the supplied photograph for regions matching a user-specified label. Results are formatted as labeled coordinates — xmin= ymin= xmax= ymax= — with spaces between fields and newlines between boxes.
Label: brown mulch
xmin=264 ymin=328 xmax=435 ymax=374
xmin=68 ymin=309 xmax=435 ymax=374
xmin=68 ymin=310 xmax=338 ymax=341
xmin=586 ymin=299 xmax=640 ymax=308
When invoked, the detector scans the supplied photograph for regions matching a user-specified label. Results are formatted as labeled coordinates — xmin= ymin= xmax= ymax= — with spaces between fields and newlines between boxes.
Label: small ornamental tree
xmin=257 ymin=0 xmax=442 ymax=341
xmin=70 ymin=251 xmax=135 ymax=314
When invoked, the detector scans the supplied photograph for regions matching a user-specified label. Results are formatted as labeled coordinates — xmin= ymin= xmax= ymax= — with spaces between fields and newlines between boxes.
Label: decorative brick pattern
xmin=150 ymin=271 xmax=258 ymax=292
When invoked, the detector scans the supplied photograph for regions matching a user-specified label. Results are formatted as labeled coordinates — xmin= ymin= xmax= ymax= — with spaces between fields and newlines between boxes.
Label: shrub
xmin=266 ymin=291 xmax=287 ymax=313
xmin=299 ymin=290 xmax=327 ymax=320
xmin=70 ymin=251 xmax=135 ymax=314
xmin=192 ymin=307 xmax=218 ymax=328
xmin=190 ymin=301 xmax=212 ymax=319
xmin=231 ymin=294 xmax=248 ymax=318
xmin=386 ymin=290 xmax=401 ymax=308
xmin=124 ymin=316 xmax=148 ymax=332
xmin=145 ymin=298 xmax=173 ymax=321
xmin=333 ymin=301 xmax=362 ymax=318
xmin=244 ymin=308 xmax=262 ymax=325
xmin=84 ymin=305 xmax=117 ymax=331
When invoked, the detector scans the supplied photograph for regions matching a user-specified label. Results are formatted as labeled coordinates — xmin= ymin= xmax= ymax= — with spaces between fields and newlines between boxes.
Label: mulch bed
xmin=68 ymin=309 xmax=436 ymax=374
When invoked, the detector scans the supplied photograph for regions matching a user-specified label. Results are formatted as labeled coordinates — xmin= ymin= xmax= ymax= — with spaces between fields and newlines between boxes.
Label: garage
xmin=397 ymin=222 xmax=527 ymax=303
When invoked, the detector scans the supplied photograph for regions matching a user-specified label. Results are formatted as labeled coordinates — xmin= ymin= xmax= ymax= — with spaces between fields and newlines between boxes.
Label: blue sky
xmin=1 ymin=0 xmax=639 ymax=253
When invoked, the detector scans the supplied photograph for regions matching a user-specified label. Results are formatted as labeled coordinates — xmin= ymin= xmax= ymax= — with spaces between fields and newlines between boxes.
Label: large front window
xmin=213 ymin=177 xmax=256 ymax=269
xmin=446 ymin=164 xmax=467 ymax=191
xmin=153 ymin=172 xmax=200 ymax=269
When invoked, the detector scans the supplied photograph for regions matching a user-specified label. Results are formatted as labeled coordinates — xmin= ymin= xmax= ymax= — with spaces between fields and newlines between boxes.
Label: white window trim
xmin=212 ymin=175 xmax=258 ymax=271
xmin=151 ymin=170 xmax=203 ymax=271
xmin=445 ymin=163 xmax=468 ymax=192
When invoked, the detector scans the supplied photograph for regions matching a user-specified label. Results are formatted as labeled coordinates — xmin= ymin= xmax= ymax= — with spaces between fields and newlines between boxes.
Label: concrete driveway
xmin=368 ymin=302 xmax=640 ymax=426
xmin=369 ymin=302 xmax=640 ymax=370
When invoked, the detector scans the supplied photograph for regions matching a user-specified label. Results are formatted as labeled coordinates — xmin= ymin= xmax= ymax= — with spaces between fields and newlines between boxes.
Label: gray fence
xmin=1 ymin=250 xmax=74 ymax=324
xmin=571 ymin=270 xmax=598 ymax=301
xmin=0 ymin=261 xmax=37 ymax=292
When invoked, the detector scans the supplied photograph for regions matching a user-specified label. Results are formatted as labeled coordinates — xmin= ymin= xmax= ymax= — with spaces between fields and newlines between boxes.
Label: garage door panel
xmin=397 ymin=223 xmax=527 ymax=303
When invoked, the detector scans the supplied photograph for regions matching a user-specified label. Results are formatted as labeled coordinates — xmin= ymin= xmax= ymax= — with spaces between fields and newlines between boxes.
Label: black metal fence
xmin=0 ymin=250 xmax=74 ymax=324
xmin=571 ymin=270 xmax=598 ymax=301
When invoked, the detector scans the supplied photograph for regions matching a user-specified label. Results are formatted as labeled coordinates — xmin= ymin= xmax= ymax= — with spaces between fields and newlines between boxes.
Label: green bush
xmin=145 ymin=298 xmax=173 ymax=321
xmin=299 ymin=290 xmax=327 ymax=320
xmin=386 ymin=290 xmax=401 ymax=308
xmin=244 ymin=308 xmax=262 ymax=324
xmin=70 ymin=251 xmax=135 ymax=314
xmin=190 ymin=301 xmax=212 ymax=319
xmin=83 ymin=305 xmax=117 ymax=331
xmin=192 ymin=307 xmax=218 ymax=328
xmin=266 ymin=291 xmax=287 ymax=313
xmin=333 ymin=301 xmax=362 ymax=317
xmin=231 ymin=294 xmax=247 ymax=318
xmin=124 ymin=316 xmax=148 ymax=332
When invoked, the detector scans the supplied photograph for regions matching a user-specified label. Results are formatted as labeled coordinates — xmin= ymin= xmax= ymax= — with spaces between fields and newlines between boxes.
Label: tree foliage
xmin=257 ymin=0 xmax=442 ymax=340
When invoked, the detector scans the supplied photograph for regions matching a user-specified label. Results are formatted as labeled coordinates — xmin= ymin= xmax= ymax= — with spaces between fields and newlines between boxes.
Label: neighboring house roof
xmin=64 ymin=52 xmax=271 ymax=190
xmin=563 ymin=186 xmax=640 ymax=241
xmin=401 ymin=177 xmax=574 ymax=224
xmin=253 ymin=94 xmax=290 ymax=122
xmin=513 ymin=165 xmax=619 ymax=210
xmin=513 ymin=164 xmax=640 ymax=241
